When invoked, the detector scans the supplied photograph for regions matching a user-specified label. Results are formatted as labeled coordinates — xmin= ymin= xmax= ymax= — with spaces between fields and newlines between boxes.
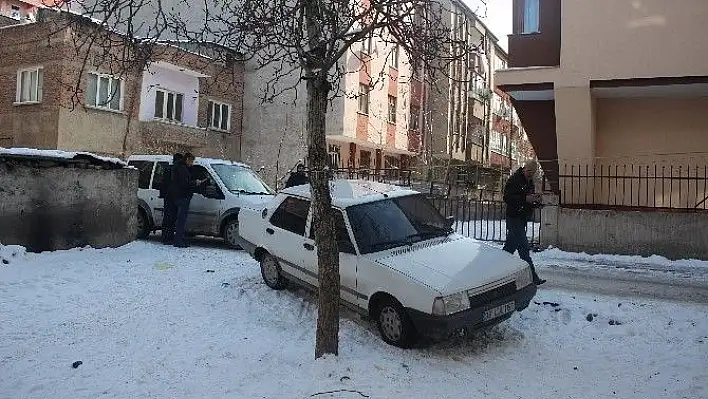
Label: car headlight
xmin=515 ymin=266 xmax=533 ymax=288
xmin=432 ymin=292 xmax=470 ymax=316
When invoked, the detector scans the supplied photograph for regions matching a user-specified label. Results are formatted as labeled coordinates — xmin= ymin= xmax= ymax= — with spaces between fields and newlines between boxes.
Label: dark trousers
xmin=173 ymin=197 xmax=191 ymax=246
xmin=503 ymin=217 xmax=540 ymax=280
xmin=161 ymin=196 xmax=178 ymax=243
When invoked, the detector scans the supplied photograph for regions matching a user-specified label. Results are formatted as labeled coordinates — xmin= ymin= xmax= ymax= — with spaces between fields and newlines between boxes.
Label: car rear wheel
xmin=375 ymin=297 xmax=417 ymax=348
xmin=223 ymin=219 xmax=242 ymax=249
xmin=260 ymin=253 xmax=288 ymax=290
xmin=136 ymin=209 xmax=150 ymax=240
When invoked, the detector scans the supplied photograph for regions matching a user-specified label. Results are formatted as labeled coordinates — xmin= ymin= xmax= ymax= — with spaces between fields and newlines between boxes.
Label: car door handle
xmin=266 ymin=228 xmax=274 ymax=235
xmin=303 ymin=243 xmax=314 ymax=251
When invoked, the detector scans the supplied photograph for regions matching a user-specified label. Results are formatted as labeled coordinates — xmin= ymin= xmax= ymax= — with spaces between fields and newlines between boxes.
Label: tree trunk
xmin=306 ymin=76 xmax=340 ymax=359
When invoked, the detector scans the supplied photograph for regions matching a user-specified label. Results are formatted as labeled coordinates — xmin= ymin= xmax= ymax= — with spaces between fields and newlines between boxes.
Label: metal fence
xmin=322 ymin=168 xmax=414 ymax=187
xmin=427 ymin=195 xmax=542 ymax=249
xmin=558 ymin=163 xmax=708 ymax=211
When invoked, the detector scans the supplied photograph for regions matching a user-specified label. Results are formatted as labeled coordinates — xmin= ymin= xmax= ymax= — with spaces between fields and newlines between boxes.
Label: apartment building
xmin=423 ymin=1 xmax=535 ymax=189
xmin=0 ymin=9 xmax=244 ymax=160
xmin=241 ymin=32 xmax=422 ymax=187
xmin=496 ymin=0 xmax=708 ymax=207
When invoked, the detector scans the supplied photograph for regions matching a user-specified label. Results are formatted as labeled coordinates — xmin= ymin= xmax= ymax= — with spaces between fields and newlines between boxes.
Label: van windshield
xmin=211 ymin=164 xmax=274 ymax=195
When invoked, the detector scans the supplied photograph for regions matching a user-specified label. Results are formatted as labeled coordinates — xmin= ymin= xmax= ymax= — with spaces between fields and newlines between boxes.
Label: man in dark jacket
xmin=285 ymin=163 xmax=308 ymax=188
xmin=503 ymin=160 xmax=545 ymax=285
xmin=170 ymin=152 xmax=203 ymax=248
xmin=159 ymin=153 xmax=182 ymax=244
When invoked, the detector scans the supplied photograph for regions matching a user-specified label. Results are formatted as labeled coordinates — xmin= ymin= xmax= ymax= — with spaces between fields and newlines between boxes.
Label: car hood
xmin=372 ymin=236 xmax=528 ymax=295
xmin=236 ymin=194 xmax=274 ymax=209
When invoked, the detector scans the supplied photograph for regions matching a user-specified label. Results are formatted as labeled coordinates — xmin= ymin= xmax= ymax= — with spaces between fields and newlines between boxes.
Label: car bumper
xmin=406 ymin=283 xmax=537 ymax=341
xmin=235 ymin=236 xmax=258 ymax=258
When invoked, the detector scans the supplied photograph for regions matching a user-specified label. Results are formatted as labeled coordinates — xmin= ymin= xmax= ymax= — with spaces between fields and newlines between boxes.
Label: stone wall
xmin=540 ymin=194 xmax=708 ymax=260
xmin=0 ymin=158 xmax=138 ymax=252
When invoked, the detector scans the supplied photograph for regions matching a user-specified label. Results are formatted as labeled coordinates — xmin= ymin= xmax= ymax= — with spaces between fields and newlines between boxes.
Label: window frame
xmin=269 ymin=196 xmax=311 ymax=236
xmin=86 ymin=72 xmax=124 ymax=112
xmin=207 ymin=100 xmax=231 ymax=132
xmin=308 ymin=207 xmax=358 ymax=254
xmin=358 ymin=83 xmax=370 ymax=115
xmin=409 ymin=105 xmax=420 ymax=131
xmin=387 ymin=95 xmax=397 ymax=124
xmin=154 ymin=88 xmax=184 ymax=123
xmin=127 ymin=160 xmax=156 ymax=190
xmin=15 ymin=66 xmax=44 ymax=104
xmin=390 ymin=44 xmax=399 ymax=69
xmin=520 ymin=0 xmax=540 ymax=34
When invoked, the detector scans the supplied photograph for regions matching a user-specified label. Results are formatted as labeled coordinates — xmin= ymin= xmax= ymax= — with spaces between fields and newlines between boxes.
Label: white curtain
xmin=523 ymin=0 xmax=540 ymax=34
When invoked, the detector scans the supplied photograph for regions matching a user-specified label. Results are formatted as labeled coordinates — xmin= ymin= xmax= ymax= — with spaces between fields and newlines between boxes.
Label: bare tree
xmin=48 ymin=0 xmax=480 ymax=358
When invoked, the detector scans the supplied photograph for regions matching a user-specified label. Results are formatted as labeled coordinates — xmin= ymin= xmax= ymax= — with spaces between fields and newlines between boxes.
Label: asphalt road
xmin=539 ymin=265 xmax=708 ymax=304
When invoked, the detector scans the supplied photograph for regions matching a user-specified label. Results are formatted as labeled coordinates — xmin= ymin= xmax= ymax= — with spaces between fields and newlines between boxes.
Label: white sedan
xmin=237 ymin=180 xmax=537 ymax=348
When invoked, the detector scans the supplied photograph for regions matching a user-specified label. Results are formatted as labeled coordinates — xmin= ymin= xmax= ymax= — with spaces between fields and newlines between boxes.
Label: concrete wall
xmin=0 ymin=161 xmax=138 ymax=252
xmin=541 ymin=196 xmax=708 ymax=260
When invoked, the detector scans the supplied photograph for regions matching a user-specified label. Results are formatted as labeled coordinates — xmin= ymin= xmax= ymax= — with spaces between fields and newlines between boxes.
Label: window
xmin=390 ymin=45 xmax=399 ymax=69
xmin=363 ymin=34 xmax=374 ymax=54
xmin=270 ymin=196 xmax=310 ymax=236
xmin=328 ymin=144 xmax=341 ymax=169
xmin=211 ymin=164 xmax=274 ymax=195
xmin=360 ymin=150 xmax=372 ymax=169
xmin=358 ymin=84 xmax=370 ymax=115
xmin=409 ymin=105 xmax=420 ymax=130
xmin=11 ymin=5 xmax=20 ymax=19
xmin=86 ymin=73 xmax=122 ymax=111
xmin=207 ymin=100 xmax=231 ymax=131
xmin=128 ymin=161 xmax=155 ymax=189
xmin=347 ymin=194 xmax=449 ymax=254
xmin=309 ymin=209 xmax=356 ymax=254
xmin=387 ymin=96 xmax=397 ymax=124
xmin=16 ymin=67 xmax=43 ymax=103
xmin=521 ymin=0 xmax=540 ymax=34
xmin=154 ymin=89 xmax=184 ymax=122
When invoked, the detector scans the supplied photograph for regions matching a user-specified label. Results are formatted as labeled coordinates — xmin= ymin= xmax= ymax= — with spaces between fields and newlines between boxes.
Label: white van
xmin=127 ymin=155 xmax=275 ymax=247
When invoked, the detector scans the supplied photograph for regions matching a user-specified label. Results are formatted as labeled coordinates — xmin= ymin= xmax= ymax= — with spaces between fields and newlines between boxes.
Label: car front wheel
xmin=223 ymin=219 xmax=242 ymax=249
xmin=376 ymin=297 xmax=418 ymax=348
xmin=260 ymin=253 xmax=288 ymax=290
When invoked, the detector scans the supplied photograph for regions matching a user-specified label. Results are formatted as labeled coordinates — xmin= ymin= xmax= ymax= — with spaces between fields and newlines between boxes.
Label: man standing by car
xmin=170 ymin=152 xmax=204 ymax=248
xmin=285 ymin=163 xmax=308 ymax=188
xmin=160 ymin=153 xmax=182 ymax=244
xmin=503 ymin=160 xmax=546 ymax=285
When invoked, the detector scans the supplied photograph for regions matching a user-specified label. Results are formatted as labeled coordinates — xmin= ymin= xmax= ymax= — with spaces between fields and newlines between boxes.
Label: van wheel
xmin=223 ymin=219 xmax=242 ymax=249
xmin=260 ymin=253 xmax=288 ymax=290
xmin=136 ymin=209 xmax=151 ymax=240
xmin=375 ymin=297 xmax=418 ymax=348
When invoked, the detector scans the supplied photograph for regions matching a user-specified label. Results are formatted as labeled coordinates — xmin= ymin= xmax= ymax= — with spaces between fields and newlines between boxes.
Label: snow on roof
xmin=0 ymin=147 xmax=128 ymax=168
xmin=281 ymin=179 xmax=419 ymax=208
xmin=127 ymin=154 xmax=251 ymax=168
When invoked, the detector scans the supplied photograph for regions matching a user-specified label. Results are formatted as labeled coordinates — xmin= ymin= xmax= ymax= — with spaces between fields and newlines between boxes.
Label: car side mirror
xmin=338 ymin=239 xmax=356 ymax=254
xmin=204 ymin=185 xmax=224 ymax=199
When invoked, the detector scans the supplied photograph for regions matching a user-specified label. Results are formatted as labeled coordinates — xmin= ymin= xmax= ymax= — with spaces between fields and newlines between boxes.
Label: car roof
xmin=127 ymin=154 xmax=251 ymax=168
xmin=281 ymin=179 xmax=420 ymax=208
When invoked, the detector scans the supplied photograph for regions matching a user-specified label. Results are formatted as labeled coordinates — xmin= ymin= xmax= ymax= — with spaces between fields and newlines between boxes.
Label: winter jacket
xmin=158 ymin=167 xmax=172 ymax=199
xmin=285 ymin=171 xmax=308 ymax=188
xmin=169 ymin=161 xmax=198 ymax=199
xmin=503 ymin=167 xmax=538 ymax=220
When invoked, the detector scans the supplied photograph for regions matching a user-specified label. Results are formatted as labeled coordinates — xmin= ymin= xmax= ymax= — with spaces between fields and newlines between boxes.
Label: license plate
xmin=482 ymin=301 xmax=516 ymax=322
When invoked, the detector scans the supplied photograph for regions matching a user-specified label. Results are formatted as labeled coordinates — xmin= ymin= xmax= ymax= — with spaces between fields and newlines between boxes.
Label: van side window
xmin=270 ymin=196 xmax=310 ymax=235
xmin=151 ymin=162 xmax=170 ymax=190
xmin=128 ymin=161 xmax=154 ymax=189
xmin=309 ymin=209 xmax=356 ymax=254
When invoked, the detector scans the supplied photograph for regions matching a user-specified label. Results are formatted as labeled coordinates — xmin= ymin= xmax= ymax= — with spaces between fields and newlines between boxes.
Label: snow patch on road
xmin=1 ymin=241 xmax=707 ymax=398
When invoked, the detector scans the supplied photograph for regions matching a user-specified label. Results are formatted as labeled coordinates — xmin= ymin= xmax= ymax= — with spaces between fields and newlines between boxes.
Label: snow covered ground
xmin=1 ymin=241 xmax=707 ymax=399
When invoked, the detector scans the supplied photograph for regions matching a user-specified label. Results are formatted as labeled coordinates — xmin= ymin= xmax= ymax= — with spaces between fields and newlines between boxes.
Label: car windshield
xmin=211 ymin=164 xmax=274 ymax=195
xmin=346 ymin=194 xmax=452 ymax=254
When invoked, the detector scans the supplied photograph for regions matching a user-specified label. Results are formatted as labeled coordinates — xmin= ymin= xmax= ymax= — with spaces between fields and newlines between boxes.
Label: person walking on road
xmin=503 ymin=160 xmax=546 ymax=285
xmin=160 ymin=153 xmax=182 ymax=244
xmin=170 ymin=152 xmax=204 ymax=248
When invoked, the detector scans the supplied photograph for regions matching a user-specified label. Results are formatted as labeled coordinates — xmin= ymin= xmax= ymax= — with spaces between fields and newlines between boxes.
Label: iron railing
xmin=558 ymin=163 xmax=708 ymax=211
xmin=427 ymin=195 xmax=542 ymax=248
